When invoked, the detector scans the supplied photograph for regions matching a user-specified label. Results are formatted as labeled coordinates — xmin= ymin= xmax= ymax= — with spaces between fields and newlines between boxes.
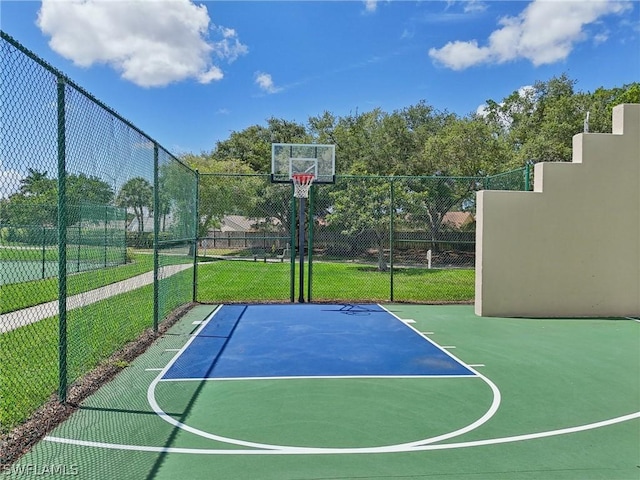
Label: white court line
xmin=403 ymin=319 xmax=416 ymax=324
xmin=421 ymin=331 xmax=434 ymax=335
xmin=44 ymin=411 xmax=640 ymax=455
xmin=192 ymin=320 xmax=204 ymax=325
xmin=159 ymin=374 xmax=476 ymax=382
xmin=468 ymin=364 xmax=485 ymax=368
xmin=147 ymin=304 xmax=502 ymax=453
xmin=43 ymin=305 xmax=640 ymax=456
xmin=442 ymin=346 xmax=456 ymax=349
xmin=145 ymin=368 xmax=163 ymax=372
xmin=164 ymin=349 xmax=180 ymax=352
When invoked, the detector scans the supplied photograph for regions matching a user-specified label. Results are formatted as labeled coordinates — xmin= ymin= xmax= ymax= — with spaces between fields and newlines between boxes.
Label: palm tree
xmin=116 ymin=177 xmax=153 ymax=233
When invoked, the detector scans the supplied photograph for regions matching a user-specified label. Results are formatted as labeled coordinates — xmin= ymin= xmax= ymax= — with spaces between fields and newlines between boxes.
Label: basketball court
xmin=4 ymin=26 xmax=639 ymax=478
xmin=15 ymin=303 xmax=639 ymax=479
xmin=6 ymin=138 xmax=640 ymax=479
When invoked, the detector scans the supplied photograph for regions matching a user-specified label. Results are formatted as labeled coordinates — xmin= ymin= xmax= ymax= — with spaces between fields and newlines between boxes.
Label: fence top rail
xmin=199 ymin=169 xmax=526 ymax=181
xmin=485 ymin=168 xmax=527 ymax=179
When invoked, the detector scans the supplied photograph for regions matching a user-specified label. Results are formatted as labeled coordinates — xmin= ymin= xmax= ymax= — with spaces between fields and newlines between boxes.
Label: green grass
xmin=0 ymin=254 xmax=150 ymax=314
xmin=0 ymin=267 xmax=194 ymax=432
xmin=0 ymin=285 xmax=150 ymax=432
xmin=0 ymin=252 xmax=192 ymax=314
xmin=0 ymin=244 xmax=125 ymax=262
xmin=196 ymin=260 xmax=474 ymax=303
xmin=197 ymin=260 xmax=291 ymax=302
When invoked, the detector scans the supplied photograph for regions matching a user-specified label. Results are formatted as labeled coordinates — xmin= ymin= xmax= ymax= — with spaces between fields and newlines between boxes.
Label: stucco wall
xmin=475 ymin=103 xmax=640 ymax=317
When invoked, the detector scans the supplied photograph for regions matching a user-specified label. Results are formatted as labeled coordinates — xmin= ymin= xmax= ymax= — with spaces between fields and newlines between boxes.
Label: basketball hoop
xmin=292 ymin=173 xmax=315 ymax=198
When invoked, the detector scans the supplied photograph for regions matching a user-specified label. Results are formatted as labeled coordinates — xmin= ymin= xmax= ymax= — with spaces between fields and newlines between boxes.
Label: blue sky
xmin=1 ymin=0 xmax=639 ymax=156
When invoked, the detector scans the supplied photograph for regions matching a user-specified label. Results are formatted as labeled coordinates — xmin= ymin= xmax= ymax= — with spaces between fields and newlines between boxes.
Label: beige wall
xmin=475 ymin=103 xmax=640 ymax=317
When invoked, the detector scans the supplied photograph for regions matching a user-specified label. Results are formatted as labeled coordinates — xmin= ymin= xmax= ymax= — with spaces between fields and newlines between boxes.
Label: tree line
xmin=192 ymin=74 xmax=639 ymax=177
xmin=2 ymin=74 xmax=637 ymax=263
xmin=186 ymin=74 xmax=638 ymax=265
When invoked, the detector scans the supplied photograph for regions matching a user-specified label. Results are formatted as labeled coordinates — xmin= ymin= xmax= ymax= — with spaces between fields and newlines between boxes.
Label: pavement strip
xmin=0 ymin=264 xmax=193 ymax=333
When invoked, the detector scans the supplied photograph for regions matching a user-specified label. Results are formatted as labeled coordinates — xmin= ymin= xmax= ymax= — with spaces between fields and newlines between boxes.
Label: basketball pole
xmin=298 ymin=195 xmax=305 ymax=303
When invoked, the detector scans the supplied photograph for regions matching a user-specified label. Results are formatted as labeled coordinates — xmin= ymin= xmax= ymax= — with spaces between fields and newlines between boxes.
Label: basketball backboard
xmin=271 ymin=143 xmax=335 ymax=184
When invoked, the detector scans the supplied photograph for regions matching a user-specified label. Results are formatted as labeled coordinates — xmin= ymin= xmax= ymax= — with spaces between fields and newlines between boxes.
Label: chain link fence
xmin=197 ymin=174 xmax=294 ymax=302
xmin=0 ymin=28 xmax=528 ymax=460
xmin=1 ymin=205 xmax=127 ymax=285
xmin=195 ymin=169 xmax=528 ymax=304
xmin=0 ymin=32 xmax=197 ymax=437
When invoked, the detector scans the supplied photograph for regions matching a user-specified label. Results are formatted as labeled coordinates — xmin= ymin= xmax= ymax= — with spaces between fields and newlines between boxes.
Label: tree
xmin=210 ymin=117 xmax=310 ymax=173
xmin=116 ymin=177 xmax=153 ymax=233
xmin=200 ymin=117 xmax=312 ymax=240
xmin=67 ymin=173 xmax=114 ymax=206
xmin=326 ymin=178 xmax=395 ymax=271
xmin=184 ymin=154 xmax=274 ymax=238
xmin=575 ymin=82 xmax=640 ymax=134
xmin=482 ymin=74 xmax=639 ymax=166
xmin=400 ymin=116 xmax=509 ymax=248
xmin=211 ymin=125 xmax=271 ymax=172
xmin=7 ymin=169 xmax=57 ymax=225
xmin=403 ymin=176 xmax=477 ymax=252
xmin=412 ymin=116 xmax=509 ymax=177
xmin=2 ymin=170 xmax=113 ymax=227
xmin=158 ymin=162 xmax=198 ymax=239
xmin=19 ymin=169 xmax=56 ymax=197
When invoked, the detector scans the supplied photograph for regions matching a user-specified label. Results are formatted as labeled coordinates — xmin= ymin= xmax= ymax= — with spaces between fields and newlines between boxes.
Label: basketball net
xmin=292 ymin=173 xmax=315 ymax=198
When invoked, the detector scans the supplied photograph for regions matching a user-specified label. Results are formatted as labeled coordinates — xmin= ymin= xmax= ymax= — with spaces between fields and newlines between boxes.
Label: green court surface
xmin=11 ymin=305 xmax=640 ymax=480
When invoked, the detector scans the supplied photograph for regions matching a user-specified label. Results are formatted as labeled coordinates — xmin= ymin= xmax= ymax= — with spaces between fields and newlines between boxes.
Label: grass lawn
xmin=0 ymin=244 xmax=125 ymax=262
xmin=0 ymin=252 xmax=192 ymax=314
xmin=0 ymin=285 xmax=151 ymax=432
xmin=0 ymin=268 xmax=194 ymax=432
xmin=196 ymin=259 xmax=291 ymax=302
xmin=197 ymin=259 xmax=474 ymax=303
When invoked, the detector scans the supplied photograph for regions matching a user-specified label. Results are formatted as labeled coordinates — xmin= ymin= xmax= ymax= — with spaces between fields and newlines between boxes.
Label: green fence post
xmin=42 ymin=225 xmax=46 ymax=279
xmin=193 ymin=169 xmax=199 ymax=303
xmin=290 ymin=186 xmax=296 ymax=303
xmin=76 ymin=221 xmax=81 ymax=273
xmin=104 ymin=205 xmax=108 ymax=267
xmin=56 ymin=75 xmax=68 ymax=403
xmin=122 ymin=208 xmax=127 ymax=265
xmin=525 ymin=162 xmax=531 ymax=191
xmin=389 ymin=179 xmax=394 ymax=302
xmin=153 ymin=144 xmax=159 ymax=332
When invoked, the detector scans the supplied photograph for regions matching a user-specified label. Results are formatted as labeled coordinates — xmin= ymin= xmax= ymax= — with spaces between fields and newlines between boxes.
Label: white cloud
xmin=429 ymin=0 xmax=631 ymax=70
xmin=401 ymin=28 xmax=414 ymax=40
xmin=363 ymin=0 xmax=378 ymax=14
xmin=0 ymin=161 xmax=22 ymax=199
xmin=444 ymin=0 xmax=487 ymax=15
xmin=430 ymin=40 xmax=491 ymax=70
xmin=463 ymin=0 xmax=488 ymax=14
xmin=36 ymin=0 xmax=248 ymax=88
xmin=197 ymin=66 xmax=224 ymax=84
xmin=593 ymin=32 xmax=609 ymax=45
xmin=255 ymin=72 xmax=282 ymax=94
xmin=211 ymin=26 xmax=248 ymax=63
